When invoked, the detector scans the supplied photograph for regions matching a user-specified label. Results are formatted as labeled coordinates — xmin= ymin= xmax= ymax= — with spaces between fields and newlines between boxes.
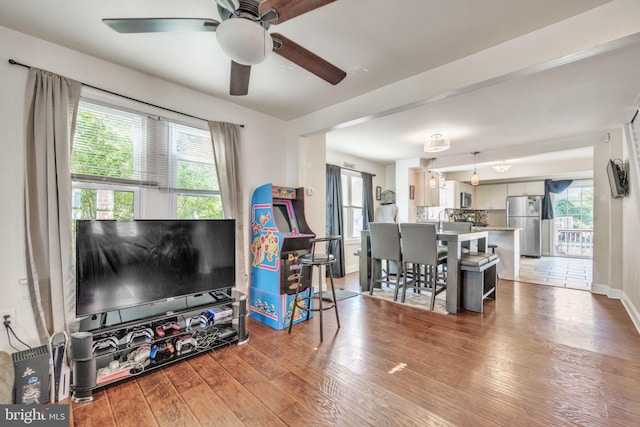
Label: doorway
xmin=552 ymin=180 xmax=593 ymax=258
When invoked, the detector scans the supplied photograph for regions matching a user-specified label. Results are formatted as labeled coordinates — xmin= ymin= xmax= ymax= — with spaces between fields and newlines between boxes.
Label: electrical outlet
xmin=1 ymin=308 xmax=16 ymax=329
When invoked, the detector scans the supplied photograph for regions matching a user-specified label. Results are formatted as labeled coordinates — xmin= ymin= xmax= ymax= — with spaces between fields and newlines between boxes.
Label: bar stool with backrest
xmin=399 ymin=223 xmax=448 ymax=309
xmin=368 ymin=222 xmax=403 ymax=301
xmin=288 ymin=236 xmax=341 ymax=342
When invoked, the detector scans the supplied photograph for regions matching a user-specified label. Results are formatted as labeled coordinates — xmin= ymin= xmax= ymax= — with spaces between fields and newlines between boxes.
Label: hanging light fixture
xmin=470 ymin=152 xmax=480 ymax=186
xmin=429 ymin=158 xmax=437 ymax=188
xmin=424 ymin=134 xmax=450 ymax=152
xmin=491 ymin=162 xmax=512 ymax=173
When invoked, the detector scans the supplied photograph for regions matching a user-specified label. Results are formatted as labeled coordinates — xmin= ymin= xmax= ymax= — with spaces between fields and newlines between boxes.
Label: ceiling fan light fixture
xmin=217 ymin=18 xmax=272 ymax=65
xmin=423 ymin=133 xmax=450 ymax=152
xmin=491 ymin=162 xmax=512 ymax=173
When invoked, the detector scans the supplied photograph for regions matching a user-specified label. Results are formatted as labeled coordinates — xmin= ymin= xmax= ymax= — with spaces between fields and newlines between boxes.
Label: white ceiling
xmin=1 ymin=0 xmax=639 ymax=174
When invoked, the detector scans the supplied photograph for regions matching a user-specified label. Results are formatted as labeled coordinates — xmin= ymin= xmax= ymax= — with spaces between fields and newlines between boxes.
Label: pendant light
xmin=470 ymin=152 xmax=480 ymax=186
xmin=429 ymin=158 xmax=437 ymax=189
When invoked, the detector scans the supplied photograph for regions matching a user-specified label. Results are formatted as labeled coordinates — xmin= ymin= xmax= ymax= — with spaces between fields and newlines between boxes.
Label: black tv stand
xmin=70 ymin=289 xmax=248 ymax=402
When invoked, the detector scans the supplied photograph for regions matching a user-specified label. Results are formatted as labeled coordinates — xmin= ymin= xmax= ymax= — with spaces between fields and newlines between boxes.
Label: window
xmin=553 ymin=180 xmax=593 ymax=258
xmin=341 ymin=171 xmax=363 ymax=240
xmin=71 ymin=98 xmax=222 ymax=220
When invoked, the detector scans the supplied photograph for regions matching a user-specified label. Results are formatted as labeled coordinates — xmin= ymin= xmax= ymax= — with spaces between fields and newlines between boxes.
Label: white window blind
xmin=71 ymin=100 xmax=218 ymax=192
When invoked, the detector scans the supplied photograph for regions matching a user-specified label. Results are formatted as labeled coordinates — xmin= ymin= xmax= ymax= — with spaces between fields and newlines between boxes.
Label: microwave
xmin=460 ymin=192 xmax=472 ymax=208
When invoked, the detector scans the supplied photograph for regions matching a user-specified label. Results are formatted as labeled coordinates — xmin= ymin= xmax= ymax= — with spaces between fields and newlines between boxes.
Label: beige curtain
xmin=25 ymin=68 xmax=81 ymax=341
xmin=208 ymin=121 xmax=247 ymax=292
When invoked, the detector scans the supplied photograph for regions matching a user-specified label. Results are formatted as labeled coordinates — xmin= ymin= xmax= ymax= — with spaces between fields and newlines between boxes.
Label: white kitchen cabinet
xmin=474 ymin=185 xmax=491 ymax=209
xmin=490 ymin=184 xmax=507 ymax=209
xmin=474 ymin=184 xmax=507 ymax=209
xmin=507 ymin=181 xmax=544 ymax=196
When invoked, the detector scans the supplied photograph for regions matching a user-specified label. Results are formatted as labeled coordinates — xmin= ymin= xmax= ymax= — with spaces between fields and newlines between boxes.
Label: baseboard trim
xmin=345 ymin=265 xmax=359 ymax=274
xmin=621 ymin=292 xmax=640 ymax=335
xmin=591 ymin=283 xmax=611 ymax=295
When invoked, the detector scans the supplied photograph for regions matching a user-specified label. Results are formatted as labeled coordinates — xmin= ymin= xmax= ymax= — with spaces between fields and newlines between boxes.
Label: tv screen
xmin=273 ymin=204 xmax=293 ymax=233
xmin=606 ymin=159 xmax=628 ymax=198
xmin=75 ymin=219 xmax=235 ymax=316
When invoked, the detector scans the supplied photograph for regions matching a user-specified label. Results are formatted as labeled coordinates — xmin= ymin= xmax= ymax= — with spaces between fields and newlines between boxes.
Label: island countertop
xmin=473 ymin=226 xmax=522 ymax=232
xmin=470 ymin=226 xmax=521 ymax=280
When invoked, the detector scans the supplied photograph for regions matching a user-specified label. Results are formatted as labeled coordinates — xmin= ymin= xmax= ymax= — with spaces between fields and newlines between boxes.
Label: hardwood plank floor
xmin=71 ymin=273 xmax=640 ymax=426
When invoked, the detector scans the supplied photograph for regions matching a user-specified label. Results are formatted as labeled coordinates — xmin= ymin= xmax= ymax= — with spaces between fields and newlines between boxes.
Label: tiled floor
xmin=517 ymin=256 xmax=592 ymax=291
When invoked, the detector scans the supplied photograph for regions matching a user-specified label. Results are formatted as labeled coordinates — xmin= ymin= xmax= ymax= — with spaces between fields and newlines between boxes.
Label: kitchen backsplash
xmin=416 ymin=208 xmax=489 ymax=226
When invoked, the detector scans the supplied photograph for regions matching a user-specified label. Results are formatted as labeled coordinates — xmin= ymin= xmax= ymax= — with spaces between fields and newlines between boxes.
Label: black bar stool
xmin=288 ymin=236 xmax=342 ymax=342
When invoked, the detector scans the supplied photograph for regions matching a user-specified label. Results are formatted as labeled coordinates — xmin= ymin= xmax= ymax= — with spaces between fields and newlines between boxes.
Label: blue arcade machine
xmin=249 ymin=184 xmax=316 ymax=329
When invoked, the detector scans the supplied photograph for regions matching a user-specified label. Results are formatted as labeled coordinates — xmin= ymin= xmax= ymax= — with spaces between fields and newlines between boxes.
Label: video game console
xmin=216 ymin=328 xmax=237 ymax=341
xmin=206 ymin=306 xmax=233 ymax=325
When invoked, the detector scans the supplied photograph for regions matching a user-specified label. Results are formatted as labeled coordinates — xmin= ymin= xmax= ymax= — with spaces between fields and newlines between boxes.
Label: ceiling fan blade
xmin=230 ymin=61 xmax=251 ymax=96
xmin=216 ymin=0 xmax=239 ymax=14
xmin=103 ymin=18 xmax=219 ymax=33
xmin=259 ymin=0 xmax=336 ymax=24
xmin=271 ymin=33 xmax=346 ymax=85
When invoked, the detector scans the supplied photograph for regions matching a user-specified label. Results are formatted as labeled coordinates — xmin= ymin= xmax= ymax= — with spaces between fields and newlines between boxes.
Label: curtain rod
xmin=8 ymin=59 xmax=244 ymax=128
xmin=335 ymin=163 xmax=376 ymax=177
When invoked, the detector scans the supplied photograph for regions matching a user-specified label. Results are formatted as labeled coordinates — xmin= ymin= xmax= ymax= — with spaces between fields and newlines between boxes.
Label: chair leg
xmin=316 ymin=265 xmax=324 ymax=342
xmin=328 ymin=264 xmax=340 ymax=329
xmin=288 ymin=264 xmax=304 ymax=334
xmin=369 ymin=257 xmax=376 ymax=295
xmin=429 ymin=266 xmax=437 ymax=311
xmin=401 ymin=262 xmax=408 ymax=303
xmin=393 ymin=262 xmax=401 ymax=302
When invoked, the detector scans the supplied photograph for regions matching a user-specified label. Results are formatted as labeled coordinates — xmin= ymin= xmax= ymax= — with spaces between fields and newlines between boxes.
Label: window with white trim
xmin=341 ymin=171 xmax=363 ymax=241
xmin=71 ymin=98 xmax=222 ymax=220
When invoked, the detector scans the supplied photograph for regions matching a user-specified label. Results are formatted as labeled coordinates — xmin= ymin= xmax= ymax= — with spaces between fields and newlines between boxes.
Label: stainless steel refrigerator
xmin=507 ymin=195 xmax=542 ymax=257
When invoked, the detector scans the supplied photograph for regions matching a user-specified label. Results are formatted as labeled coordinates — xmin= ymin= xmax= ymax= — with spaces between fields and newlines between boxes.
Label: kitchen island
xmin=473 ymin=226 xmax=521 ymax=280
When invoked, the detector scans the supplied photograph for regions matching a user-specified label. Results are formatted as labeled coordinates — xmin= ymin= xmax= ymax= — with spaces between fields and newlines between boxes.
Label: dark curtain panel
xmin=361 ymin=172 xmax=375 ymax=230
xmin=542 ymin=179 xmax=573 ymax=219
xmin=326 ymin=164 xmax=345 ymax=277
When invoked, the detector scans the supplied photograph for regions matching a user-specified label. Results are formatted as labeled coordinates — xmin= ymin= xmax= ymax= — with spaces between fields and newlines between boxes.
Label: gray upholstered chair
xmin=399 ymin=223 xmax=447 ymax=309
xmin=368 ymin=222 xmax=403 ymax=301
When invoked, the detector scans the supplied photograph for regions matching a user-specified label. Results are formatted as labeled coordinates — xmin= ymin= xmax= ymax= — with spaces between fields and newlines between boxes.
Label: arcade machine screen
xmin=273 ymin=204 xmax=293 ymax=234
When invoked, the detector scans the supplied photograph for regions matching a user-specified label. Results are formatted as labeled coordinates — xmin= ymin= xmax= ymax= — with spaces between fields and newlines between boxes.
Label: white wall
xmin=592 ymin=129 xmax=624 ymax=295
xmin=622 ymin=126 xmax=640 ymax=330
xmin=0 ymin=25 xmax=288 ymax=352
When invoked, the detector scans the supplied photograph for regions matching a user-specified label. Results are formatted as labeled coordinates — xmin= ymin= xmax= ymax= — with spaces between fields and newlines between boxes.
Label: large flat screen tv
xmin=75 ymin=219 xmax=235 ymax=316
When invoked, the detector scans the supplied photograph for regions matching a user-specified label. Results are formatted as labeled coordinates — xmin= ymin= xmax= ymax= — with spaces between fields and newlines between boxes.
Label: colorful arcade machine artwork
xmin=249 ymin=184 xmax=316 ymax=330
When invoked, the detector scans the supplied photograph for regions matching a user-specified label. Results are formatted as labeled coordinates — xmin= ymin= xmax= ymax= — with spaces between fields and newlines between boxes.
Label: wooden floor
xmin=70 ymin=273 xmax=640 ymax=426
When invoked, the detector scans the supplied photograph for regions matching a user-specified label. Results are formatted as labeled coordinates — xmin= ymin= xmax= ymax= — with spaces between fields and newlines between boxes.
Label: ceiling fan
xmin=103 ymin=0 xmax=347 ymax=96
